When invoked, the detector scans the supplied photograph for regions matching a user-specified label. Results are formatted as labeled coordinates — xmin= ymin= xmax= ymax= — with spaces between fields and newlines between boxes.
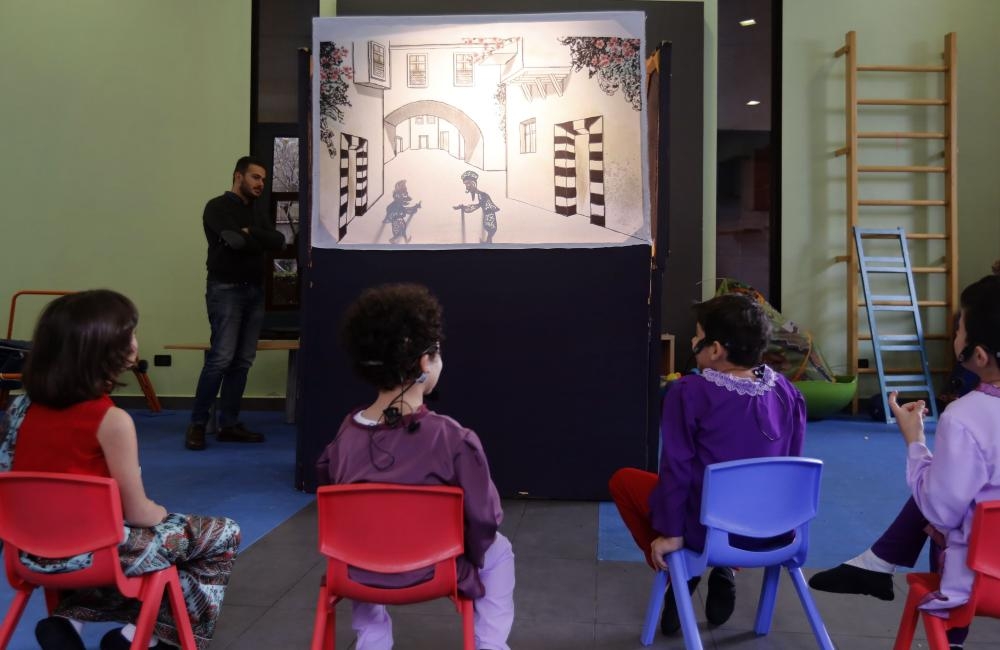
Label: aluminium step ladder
xmin=854 ymin=227 xmax=938 ymax=423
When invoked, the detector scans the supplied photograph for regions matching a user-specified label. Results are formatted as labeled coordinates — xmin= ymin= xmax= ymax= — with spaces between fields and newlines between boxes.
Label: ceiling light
xmin=739 ymin=18 xmax=757 ymax=27
xmin=746 ymin=100 xmax=761 ymax=106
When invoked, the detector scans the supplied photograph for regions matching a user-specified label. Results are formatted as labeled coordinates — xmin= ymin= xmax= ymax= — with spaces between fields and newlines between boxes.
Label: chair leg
xmin=921 ymin=612 xmax=952 ymax=650
xmin=132 ymin=367 xmax=162 ymax=412
xmin=311 ymin=589 xmax=333 ymax=650
xmin=164 ymin=572 xmax=197 ymax=649
xmin=131 ymin=573 xmax=167 ymax=650
xmin=43 ymin=588 xmax=60 ymax=614
xmin=461 ymin=598 xmax=475 ymax=650
xmin=640 ymin=569 xmax=669 ymax=646
xmin=0 ymin=588 xmax=33 ymax=649
xmin=753 ymin=565 xmax=781 ymax=635
xmin=892 ymin=585 xmax=923 ymax=650
xmin=786 ymin=567 xmax=835 ymax=650
xmin=667 ymin=553 xmax=703 ymax=650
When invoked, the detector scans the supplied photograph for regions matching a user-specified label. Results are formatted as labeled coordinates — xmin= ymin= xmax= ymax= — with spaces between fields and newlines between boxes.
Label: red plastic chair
xmin=893 ymin=500 xmax=1000 ymax=649
xmin=310 ymin=483 xmax=474 ymax=650
xmin=0 ymin=472 xmax=197 ymax=650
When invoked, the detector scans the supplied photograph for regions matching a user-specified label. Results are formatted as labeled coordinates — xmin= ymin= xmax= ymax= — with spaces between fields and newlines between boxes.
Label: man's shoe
xmin=184 ymin=423 xmax=206 ymax=451
xmin=660 ymin=575 xmax=701 ymax=635
xmin=705 ymin=566 xmax=736 ymax=626
xmin=100 ymin=628 xmax=177 ymax=650
xmin=217 ymin=422 xmax=266 ymax=443
xmin=35 ymin=616 xmax=85 ymax=650
xmin=808 ymin=563 xmax=894 ymax=601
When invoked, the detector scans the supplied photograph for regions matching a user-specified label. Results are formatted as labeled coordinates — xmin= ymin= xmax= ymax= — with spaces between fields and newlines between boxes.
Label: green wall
xmin=0 ymin=2 xmax=292 ymax=399
xmin=16 ymin=2 xmax=991 ymax=401
xmin=782 ymin=0 xmax=1000 ymax=382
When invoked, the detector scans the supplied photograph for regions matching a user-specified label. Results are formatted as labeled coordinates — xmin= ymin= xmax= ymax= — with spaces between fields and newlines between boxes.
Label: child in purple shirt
xmin=315 ymin=283 xmax=514 ymax=650
xmin=610 ymin=293 xmax=806 ymax=638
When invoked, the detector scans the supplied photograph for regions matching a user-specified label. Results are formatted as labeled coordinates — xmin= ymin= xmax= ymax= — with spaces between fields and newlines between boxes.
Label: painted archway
xmin=384 ymin=100 xmax=485 ymax=169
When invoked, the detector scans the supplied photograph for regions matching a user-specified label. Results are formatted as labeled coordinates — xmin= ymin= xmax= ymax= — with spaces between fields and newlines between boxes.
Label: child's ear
xmin=977 ymin=345 xmax=1000 ymax=369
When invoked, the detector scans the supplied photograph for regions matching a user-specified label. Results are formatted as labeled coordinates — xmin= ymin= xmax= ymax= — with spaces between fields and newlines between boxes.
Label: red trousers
xmin=608 ymin=467 xmax=660 ymax=569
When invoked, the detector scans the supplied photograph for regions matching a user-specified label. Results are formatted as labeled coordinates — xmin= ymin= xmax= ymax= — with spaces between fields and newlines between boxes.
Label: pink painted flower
xmin=595 ymin=38 xmax=605 ymax=48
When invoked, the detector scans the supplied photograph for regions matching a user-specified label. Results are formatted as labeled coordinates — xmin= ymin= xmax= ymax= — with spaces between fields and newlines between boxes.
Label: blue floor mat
xmin=598 ymin=416 xmax=938 ymax=570
xmin=0 ymin=408 xmax=313 ymax=649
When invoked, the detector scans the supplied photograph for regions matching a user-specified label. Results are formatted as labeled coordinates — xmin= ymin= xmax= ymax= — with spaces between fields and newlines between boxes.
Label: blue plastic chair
xmin=640 ymin=457 xmax=835 ymax=649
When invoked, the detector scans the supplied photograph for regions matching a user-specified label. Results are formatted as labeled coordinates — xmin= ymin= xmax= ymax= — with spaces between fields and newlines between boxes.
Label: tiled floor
xmin=212 ymin=500 xmax=1000 ymax=649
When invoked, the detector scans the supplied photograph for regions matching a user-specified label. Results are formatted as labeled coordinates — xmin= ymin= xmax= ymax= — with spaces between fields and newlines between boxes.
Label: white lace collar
xmin=701 ymin=365 xmax=777 ymax=397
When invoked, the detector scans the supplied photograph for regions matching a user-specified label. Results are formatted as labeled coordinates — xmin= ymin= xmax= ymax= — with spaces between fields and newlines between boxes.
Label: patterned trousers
xmin=46 ymin=513 xmax=241 ymax=650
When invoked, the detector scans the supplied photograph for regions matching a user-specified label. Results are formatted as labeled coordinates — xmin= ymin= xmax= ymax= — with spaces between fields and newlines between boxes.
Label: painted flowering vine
xmin=461 ymin=36 xmax=519 ymax=64
xmin=493 ymin=82 xmax=507 ymax=143
xmin=318 ymin=42 xmax=353 ymax=157
xmin=557 ymin=36 xmax=641 ymax=111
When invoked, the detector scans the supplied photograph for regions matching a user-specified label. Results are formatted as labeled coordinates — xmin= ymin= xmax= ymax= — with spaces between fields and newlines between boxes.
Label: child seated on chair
xmin=0 ymin=290 xmax=241 ymax=650
xmin=315 ymin=282 xmax=515 ymax=650
xmin=809 ymin=274 xmax=1000 ymax=650
xmin=609 ymin=293 xmax=806 ymax=638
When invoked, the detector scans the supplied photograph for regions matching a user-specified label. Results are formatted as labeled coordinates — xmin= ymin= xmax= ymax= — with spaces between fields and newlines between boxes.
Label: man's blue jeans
xmin=191 ymin=281 xmax=265 ymax=428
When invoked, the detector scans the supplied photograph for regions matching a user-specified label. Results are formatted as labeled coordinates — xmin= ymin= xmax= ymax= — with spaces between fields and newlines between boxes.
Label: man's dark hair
xmin=341 ymin=283 xmax=444 ymax=390
xmin=22 ymin=290 xmax=138 ymax=408
xmin=960 ymin=274 xmax=1000 ymax=358
xmin=233 ymin=155 xmax=267 ymax=180
xmin=692 ymin=293 xmax=771 ymax=367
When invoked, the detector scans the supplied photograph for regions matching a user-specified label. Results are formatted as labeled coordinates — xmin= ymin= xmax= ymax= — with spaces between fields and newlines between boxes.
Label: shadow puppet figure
xmin=384 ymin=180 xmax=422 ymax=244
xmin=453 ymin=170 xmax=499 ymax=244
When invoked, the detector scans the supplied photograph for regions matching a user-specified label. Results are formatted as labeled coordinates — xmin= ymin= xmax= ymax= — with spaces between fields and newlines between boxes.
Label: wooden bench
xmin=165 ymin=340 xmax=300 ymax=425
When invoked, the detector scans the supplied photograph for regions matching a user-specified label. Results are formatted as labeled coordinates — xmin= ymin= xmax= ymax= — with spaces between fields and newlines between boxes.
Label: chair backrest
xmin=316 ymin=483 xmax=464 ymax=574
xmin=0 ymin=471 xmax=128 ymax=590
xmin=698 ymin=457 xmax=823 ymax=568
xmin=967 ymin=500 xmax=1000 ymax=617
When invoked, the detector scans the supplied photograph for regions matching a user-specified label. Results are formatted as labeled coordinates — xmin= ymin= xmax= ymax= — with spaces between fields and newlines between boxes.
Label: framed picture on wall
xmin=265 ymin=134 xmax=301 ymax=310
xmin=265 ymin=253 xmax=300 ymax=310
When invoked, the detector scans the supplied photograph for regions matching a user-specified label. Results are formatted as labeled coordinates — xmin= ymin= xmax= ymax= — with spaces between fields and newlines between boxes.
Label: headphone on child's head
xmin=378 ymin=342 xmax=438 ymax=434
xmin=692 ymin=337 xmax=716 ymax=355
xmin=693 ymin=337 xmax=742 ymax=356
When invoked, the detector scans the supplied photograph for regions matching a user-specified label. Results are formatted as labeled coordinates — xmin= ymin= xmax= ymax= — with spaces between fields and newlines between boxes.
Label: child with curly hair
xmin=315 ymin=283 xmax=514 ymax=650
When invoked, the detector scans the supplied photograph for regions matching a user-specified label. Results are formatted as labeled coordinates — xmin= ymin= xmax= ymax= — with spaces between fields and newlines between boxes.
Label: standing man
xmin=185 ymin=156 xmax=286 ymax=451
xmin=453 ymin=170 xmax=499 ymax=244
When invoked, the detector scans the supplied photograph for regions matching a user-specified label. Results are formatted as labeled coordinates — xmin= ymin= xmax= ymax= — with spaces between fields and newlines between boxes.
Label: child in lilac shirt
xmin=810 ymin=275 xmax=1000 ymax=649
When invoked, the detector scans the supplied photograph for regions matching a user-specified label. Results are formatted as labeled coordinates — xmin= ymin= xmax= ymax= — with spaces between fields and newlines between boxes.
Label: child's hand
xmin=650 ymin=535 xmax=683 ymax=570
xmin=888 ymin=391 xmax=927 ymax=445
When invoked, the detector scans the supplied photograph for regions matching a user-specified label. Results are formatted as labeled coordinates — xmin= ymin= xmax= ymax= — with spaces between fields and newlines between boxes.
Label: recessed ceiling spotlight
xmin=739 ymin=18 xmax=757 ymax=27
xmin=746 ymin=100 xmax=761 ymax=106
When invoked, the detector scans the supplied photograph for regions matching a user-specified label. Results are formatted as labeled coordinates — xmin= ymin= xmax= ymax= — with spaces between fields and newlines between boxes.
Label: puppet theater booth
xmin=294 ymin=7 xmax=696 ymax=500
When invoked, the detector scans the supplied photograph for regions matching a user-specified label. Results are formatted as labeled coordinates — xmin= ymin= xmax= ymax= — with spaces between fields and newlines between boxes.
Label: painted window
xmin=520 ymin=118 xmax=536 ymax=154
xmin=415 ymin=116 xmax=424 ymax=124
xmin=454 ymin=53 xmax=474 ymax=86
xmin=369 ymin=42 xmax=386 ymax=81
xmin=407 ymin=53 xmax=427 ymax=87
